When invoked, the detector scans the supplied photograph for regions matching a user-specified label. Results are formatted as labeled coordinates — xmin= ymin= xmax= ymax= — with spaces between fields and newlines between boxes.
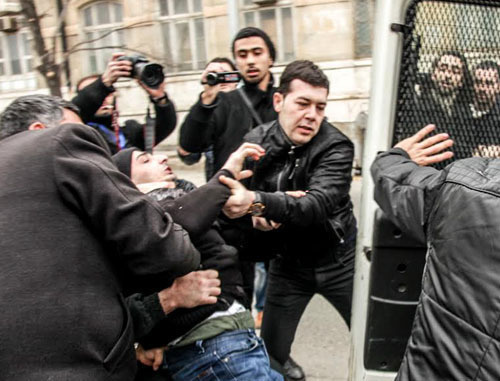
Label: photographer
xmin=177 ymin=57 xmax=238 ymax=181
xmin=73 ymin=52 xmax=176 ymax=154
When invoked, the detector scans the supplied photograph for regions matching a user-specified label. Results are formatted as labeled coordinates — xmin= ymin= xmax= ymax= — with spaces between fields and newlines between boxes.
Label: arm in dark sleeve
xmin=153 ymin=95 xmax=177 ymax=144
xmin=370 ymin=147 xmax=444 ymax=242
xmin=71 ymin=76 xmax=114 ymax=123
xmin=260 ymin=141 xmax=355 ymax=226
xmin=155 ymin=169 xmax=234 ymax=237
xmin=178 ymin=150 xmax=202 ymax=166
xmin=52 ymin=123 xmax=200 ymax=281
xmin=179 ymin=94 xmax=219 ymax=153
xmin=126 ymin=292 xmax=165 ymax=339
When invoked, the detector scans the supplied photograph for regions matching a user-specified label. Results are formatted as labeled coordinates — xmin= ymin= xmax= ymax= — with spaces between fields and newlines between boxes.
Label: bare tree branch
xmin=67 ymin=20 xmax=152 ymax=53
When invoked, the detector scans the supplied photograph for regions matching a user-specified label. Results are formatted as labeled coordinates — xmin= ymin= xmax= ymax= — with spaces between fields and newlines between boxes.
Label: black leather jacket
xmin=225 ymin=119 xmax=357 ymax=267
xmin=372 ymin=148 xmax=500 ymax=381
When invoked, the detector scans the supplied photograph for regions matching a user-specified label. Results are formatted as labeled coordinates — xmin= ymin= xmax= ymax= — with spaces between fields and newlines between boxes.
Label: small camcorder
xmin=204 ymin=71 xmax=241 ymax=86
xmin=117 ymin=55 xmax=165 ymax=89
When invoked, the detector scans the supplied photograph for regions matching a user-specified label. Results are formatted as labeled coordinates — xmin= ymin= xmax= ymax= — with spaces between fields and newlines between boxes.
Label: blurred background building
xmin=0 ymin=0 xmax=375 ymax=169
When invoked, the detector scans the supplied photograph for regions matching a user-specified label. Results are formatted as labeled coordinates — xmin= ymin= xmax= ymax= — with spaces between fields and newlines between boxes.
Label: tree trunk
xmin=19 ymin=0 xmax=62 ymax=96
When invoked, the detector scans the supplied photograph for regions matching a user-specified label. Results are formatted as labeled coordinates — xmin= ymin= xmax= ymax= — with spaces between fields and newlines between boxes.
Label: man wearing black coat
xmin=221 ymin=60 xmax=357 ymax=381
xmin=0 ymin=96 xmax=200 ymax=380
xmin=371 ymin=124 xmax=500 ymax=380
xmin=73 ymin=52 xmax=177 ymax=154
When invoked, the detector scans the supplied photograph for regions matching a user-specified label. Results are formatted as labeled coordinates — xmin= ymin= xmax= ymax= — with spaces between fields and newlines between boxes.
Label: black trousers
xmin=260 ymin=240 xmax=355 ymax=365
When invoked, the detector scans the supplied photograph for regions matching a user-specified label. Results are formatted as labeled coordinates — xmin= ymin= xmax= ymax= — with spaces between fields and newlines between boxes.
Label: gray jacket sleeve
xmin=52 ymin=123 xmax=200 ymax=282
xmin=370 ymin=147 xmax=445 ymax=242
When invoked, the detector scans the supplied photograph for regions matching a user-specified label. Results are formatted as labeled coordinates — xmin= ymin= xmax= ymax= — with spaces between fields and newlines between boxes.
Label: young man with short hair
xmin=221 ymin=60 xmax=357 ymax=381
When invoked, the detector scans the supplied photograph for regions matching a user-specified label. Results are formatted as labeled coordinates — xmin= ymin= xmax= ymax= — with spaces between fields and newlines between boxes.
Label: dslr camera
xmin=203 ymin=71 xmax=241 ymax=86
xmin=117 ymin=55 xmax=165 ymax=89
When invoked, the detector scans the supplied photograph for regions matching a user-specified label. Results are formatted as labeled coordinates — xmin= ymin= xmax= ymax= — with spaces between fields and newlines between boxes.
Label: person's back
xmin=372 ymin=144 xmax=500 ymax=380
xmin=0 ymin=124 xmax=198 ymax=380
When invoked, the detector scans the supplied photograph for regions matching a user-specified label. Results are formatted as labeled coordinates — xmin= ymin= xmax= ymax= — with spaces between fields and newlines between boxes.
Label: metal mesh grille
xmin=393 ymin=0 xmax=500 ymax=168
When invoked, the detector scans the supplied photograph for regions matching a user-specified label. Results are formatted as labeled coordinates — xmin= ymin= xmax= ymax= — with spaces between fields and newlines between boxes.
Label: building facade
xmin=0 ymin=0 xmax=375 ymax=168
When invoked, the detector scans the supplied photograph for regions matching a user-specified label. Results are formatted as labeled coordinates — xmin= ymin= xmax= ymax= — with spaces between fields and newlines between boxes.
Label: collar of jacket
xmin=264 ymin=120 xmax=309 ymax=158
xmin=242 ymin=72 xmax=276 ymax=102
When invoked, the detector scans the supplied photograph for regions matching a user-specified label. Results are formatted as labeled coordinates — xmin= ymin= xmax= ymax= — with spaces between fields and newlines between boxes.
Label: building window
xmin=81 ymin=1 xmax=124 ymax=74
xmin=0 ymin=31 xmax=32 ymax=77
xmin=158 ymin=0 xmax=206 ymax=72
xmin=240 ymin=0 xmax=294 ymax=63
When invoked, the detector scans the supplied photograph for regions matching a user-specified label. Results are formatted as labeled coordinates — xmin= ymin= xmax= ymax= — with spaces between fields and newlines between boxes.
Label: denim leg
xmin=261 ymin=257 xmax=315 ymax=365
xmin=164 ymin=330 xmax=283 ymax=381
xmin=254 ymin=262 xmax=268 ymax=312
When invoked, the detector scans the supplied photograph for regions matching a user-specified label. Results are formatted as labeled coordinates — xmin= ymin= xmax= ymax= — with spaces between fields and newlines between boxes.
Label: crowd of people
xmin=1 ymin=24 xmax=500 ymax=381
xmin=407 ymin=50 xmax=500 ymax=159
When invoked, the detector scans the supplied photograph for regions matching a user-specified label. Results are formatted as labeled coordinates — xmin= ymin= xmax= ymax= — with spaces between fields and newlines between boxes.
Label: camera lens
xmin=138 ymin=63 xmax=165 ymax=89
xmin=205 ymin=72 xmax=219 ymax=86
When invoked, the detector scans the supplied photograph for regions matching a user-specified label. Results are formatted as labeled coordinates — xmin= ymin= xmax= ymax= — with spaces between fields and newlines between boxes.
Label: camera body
xmin=204 ymin=71 xmax=241 ymax=86
xmin=117 ymin=55 xmax=165 ymax=89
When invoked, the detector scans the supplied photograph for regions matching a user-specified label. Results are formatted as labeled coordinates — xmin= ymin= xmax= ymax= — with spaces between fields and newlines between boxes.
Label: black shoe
xmin=283 ymin=357 xmax=306 ymax=381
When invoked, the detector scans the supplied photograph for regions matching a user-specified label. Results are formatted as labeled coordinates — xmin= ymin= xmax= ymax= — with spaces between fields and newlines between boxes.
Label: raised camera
xmin=117 ymin=55 xmax=165 ymax=89
xmin=204 ymin=71 xmax=241 ymax=86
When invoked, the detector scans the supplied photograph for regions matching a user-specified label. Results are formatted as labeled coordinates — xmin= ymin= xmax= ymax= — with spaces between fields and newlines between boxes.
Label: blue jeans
xmin=163 ymin=329 xmax=283 ymax=381
xmin=254 ymin=262 xmax=268 ymax=312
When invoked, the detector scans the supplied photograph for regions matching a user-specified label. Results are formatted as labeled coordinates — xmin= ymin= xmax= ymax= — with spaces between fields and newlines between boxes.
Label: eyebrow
xmin=135 ymin=152 xmax=147 ymax=160
xmin=297 ymin=96 xmax=327 ymax=105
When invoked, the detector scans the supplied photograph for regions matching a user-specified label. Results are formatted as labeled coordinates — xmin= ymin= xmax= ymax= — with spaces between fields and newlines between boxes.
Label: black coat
xmin=72 ymin=76 xmax=177 ymax=154
xmin=372 ymin=148 xmax=500 ymax=380
xmin=0 ymin=124 xmax=199 ymax=380
xmin=179 ymin=80 xmax=277 ymax=172
xmin=128 ymin=171 xmax=246 ymax=348
xmin=224 ymin=120 xmax=357 ymax=267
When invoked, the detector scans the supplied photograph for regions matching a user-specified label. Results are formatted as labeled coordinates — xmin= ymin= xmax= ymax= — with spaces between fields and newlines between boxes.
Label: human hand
xmin=222 ymin=142 xmax=265 ymax=180
xmin=136 ymin=181 xmax=176 ymax=193
xmin=219 ymin=177 xmax=255 ymax=218
xmin=139 ymin=80 xmax=167 ymax=102
xmin=101 ymin=52 xmax=132 ymax=87
xmin=286 ymin=190 xmax=307 ymax=198
xmin=473 ymin=145 xmax=500 ymax=158
xmin=135 ymin=344 xmax=164 ymax=371
xmin=394 ymin=124 xmax=454 ymax=166
xmin=158 ymin=270 xmax=221 ymax=314
xmin=200 ymin=62 xmax=228 ymax=105
xmin=252 ymin=216 xmax=281 ymax=231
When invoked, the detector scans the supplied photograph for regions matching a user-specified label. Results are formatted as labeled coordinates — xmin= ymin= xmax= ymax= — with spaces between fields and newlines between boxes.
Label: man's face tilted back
xmin=274 ymin=79 xmax=327 ymax=146
xmin=130 ymin=150 xmax=174 ymax=184
xmin=234 ymin=36 xmax=273 ymax=85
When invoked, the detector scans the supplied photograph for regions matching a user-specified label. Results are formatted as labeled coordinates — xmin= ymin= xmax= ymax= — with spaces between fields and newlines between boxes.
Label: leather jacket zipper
xmin=277 ymin=146 xmax=297 ymax=191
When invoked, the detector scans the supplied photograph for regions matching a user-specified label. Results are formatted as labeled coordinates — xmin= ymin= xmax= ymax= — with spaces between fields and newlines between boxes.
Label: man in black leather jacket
xmin=371 ymin=124 xmax=500 ymax=380
xmin=221 ymin=60 xmax=357 ymax=380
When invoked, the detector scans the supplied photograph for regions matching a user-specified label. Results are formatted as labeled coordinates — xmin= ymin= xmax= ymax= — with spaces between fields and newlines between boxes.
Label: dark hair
xmin=0 ymin=95 xmax=80 ymax=140
xmin=474 ymin=60 xmax=500 ymax=78
xmin=231 ymin=27 xmax=276 ymax=63
xmin=432 ymin=50 xmax=472 ymax=87
xmin=277 ymin=60 xmax=330 ymax=96
xmin=206 ymin=57 xmax=237 ymax=71
xmin=76 ymin=74 xmax=100 ymax=92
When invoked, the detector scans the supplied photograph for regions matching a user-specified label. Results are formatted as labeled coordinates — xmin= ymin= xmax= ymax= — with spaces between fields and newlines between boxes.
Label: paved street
xmin=168 ymin=153 xmax=362 ymax=381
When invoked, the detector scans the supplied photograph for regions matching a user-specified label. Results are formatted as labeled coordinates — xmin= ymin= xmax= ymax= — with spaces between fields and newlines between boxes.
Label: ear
xmin=28 ymin=122 xmax=46 ymax=131
xmin=273 ymin=92 xmax=283 ymax=113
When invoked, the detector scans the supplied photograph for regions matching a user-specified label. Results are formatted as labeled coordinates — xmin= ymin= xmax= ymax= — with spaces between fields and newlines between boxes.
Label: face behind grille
xmin=393 ymin=0 xmax=500 ymax=169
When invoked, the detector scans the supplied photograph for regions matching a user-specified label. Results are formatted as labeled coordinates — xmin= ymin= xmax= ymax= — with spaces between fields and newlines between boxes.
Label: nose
xmin=156 ymin=154 xmax=168 ymax=164
xmin=305 ymin=105 xmax=318 ymax=120
xmin=246 ymin=53 xmax=256 ymax=65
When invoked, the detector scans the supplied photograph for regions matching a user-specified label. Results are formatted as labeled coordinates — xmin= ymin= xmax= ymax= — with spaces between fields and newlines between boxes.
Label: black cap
xmin=231 ymin=27 xmax=276 ymax=64
xmin=112 ymin=147 xmax=136 ymax=177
